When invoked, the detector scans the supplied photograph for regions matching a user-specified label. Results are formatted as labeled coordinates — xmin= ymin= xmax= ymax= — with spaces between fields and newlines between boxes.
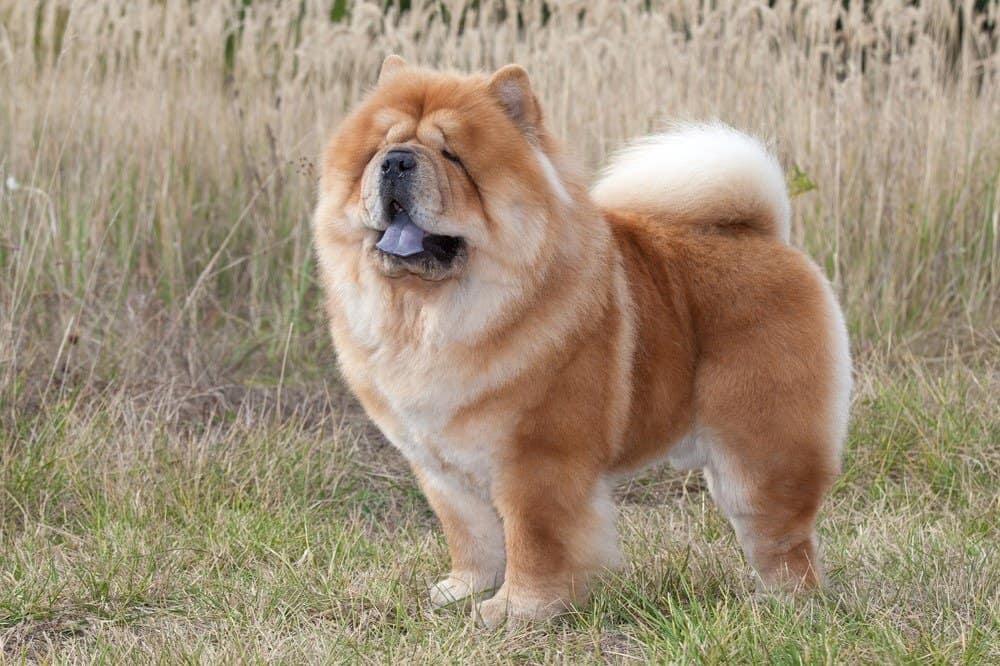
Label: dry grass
xmin=1 ymin=0 xmax=998 ymax=662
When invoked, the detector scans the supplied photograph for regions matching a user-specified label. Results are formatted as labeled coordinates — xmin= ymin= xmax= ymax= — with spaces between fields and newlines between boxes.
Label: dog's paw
xmin=474 ymin=591 xmax=564 ymax=628
xmin=428 ymin=572 xmax=498 ymax=608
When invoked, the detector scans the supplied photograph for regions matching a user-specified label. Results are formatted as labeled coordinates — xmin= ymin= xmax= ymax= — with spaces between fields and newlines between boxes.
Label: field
xmin=1 ymin=0 xmax=998 ymax=662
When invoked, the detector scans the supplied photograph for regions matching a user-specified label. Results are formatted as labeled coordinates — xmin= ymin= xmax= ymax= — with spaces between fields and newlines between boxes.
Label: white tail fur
xmin=592 ymin=123 xmax=791 ymax=243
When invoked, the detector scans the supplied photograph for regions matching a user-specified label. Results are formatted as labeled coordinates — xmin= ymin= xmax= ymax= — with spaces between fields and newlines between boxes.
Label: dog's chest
xmin=330 ymin=274 xmax=519 ymax=489
xmin=349 ymin=339 xmax=509 ymax=490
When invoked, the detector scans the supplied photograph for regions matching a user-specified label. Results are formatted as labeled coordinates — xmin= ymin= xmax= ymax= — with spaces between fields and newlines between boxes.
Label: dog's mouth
xmin=372 ymin=201 xmax=467 ymax=280
xmin=375 ymin=201 xmax=465 ymax=264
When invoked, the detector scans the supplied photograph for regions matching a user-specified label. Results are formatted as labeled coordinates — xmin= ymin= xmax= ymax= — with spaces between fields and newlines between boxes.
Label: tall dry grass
xmin=1 ymin=0 xmax=997 ymax=399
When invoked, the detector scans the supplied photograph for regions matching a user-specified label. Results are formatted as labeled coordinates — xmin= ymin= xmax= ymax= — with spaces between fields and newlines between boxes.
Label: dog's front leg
xmin=414 ymin=467 xmax=506 ymax=607
xmin=475 ymin=457 xmax=621 ymax=628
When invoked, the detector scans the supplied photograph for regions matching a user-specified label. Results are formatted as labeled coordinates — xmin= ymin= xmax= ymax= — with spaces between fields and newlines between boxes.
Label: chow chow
xmin=312 ymin=55 xmax=851 ymax=626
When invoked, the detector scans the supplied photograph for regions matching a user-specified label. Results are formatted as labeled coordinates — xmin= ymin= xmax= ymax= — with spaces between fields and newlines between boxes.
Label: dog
xmin=312 ymin=55 xmax=851 ymax=626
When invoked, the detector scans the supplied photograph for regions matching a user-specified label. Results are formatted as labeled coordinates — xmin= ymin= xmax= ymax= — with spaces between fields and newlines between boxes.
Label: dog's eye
xmin=441 ymin=149 xmax=462 ymax=166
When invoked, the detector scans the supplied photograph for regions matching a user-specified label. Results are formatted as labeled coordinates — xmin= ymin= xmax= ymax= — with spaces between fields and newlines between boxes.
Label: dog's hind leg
xmin=696 ymin=359 xmax=846 ymax=591
xmin=693 ymin=262 xmax=850 ymax=591
xmin=703 ymin=441 xmax=831 ymax=591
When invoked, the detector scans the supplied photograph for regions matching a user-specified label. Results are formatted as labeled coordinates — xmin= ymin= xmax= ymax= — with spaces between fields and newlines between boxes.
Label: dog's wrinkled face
xmin=317 ymin=56 xmax=564 ymax=284
xmin=359 ymin=118 xmax=474 ymax=281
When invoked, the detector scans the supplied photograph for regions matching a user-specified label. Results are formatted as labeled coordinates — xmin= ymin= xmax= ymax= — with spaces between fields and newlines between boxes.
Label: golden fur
xmin=313 ymin=57 xmax=851 ymax=626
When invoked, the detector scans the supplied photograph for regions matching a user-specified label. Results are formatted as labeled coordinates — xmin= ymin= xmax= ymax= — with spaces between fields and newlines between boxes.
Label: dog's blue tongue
xmin=376 ymin=209 xmax=426 ymax=257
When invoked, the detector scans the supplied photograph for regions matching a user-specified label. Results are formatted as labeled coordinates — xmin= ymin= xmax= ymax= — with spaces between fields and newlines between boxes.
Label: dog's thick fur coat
xmin=313 ymin=58 xmax=851 ymax=626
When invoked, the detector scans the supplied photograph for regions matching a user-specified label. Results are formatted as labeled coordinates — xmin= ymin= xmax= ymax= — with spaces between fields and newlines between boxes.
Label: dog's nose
xmin=381 ymin=149 xmax=417 ymax=178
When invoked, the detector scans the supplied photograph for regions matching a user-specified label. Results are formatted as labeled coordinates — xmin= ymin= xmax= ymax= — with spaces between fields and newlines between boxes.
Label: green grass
xmin=1 ymin=362 xmax=996 ymax=662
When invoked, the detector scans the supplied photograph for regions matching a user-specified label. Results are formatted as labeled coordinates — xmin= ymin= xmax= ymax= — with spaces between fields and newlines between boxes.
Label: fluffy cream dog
xmin=312 ymin=56 xmax=851 ymax=626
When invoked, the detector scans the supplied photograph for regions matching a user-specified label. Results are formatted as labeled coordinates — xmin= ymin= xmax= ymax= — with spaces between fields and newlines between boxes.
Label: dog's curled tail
xmin=591 ymin=123 xmax=791 ymax=243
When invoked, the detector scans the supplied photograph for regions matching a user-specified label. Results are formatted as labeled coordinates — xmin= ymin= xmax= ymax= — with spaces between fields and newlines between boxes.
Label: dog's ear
xmin=488 ymin=64 xmax=540 ymax=135
xmin=378 ymin=55 xmax=407 ymax=85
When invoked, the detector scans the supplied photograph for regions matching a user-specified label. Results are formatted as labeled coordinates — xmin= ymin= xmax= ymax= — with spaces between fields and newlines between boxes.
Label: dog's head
xmin=315 ymin=56 xmax=575 ymax=284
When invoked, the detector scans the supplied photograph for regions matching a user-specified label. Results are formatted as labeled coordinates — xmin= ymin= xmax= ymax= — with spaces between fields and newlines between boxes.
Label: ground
xmin=1 ymin=361 xmax=996 ymax=662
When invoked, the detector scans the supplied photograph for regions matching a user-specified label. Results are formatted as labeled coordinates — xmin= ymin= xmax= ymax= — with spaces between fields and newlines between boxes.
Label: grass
xmin=0 ymin=362 xmax=996 ymax=662
xmin=1 ymin=0 xmax=998 ymax=662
